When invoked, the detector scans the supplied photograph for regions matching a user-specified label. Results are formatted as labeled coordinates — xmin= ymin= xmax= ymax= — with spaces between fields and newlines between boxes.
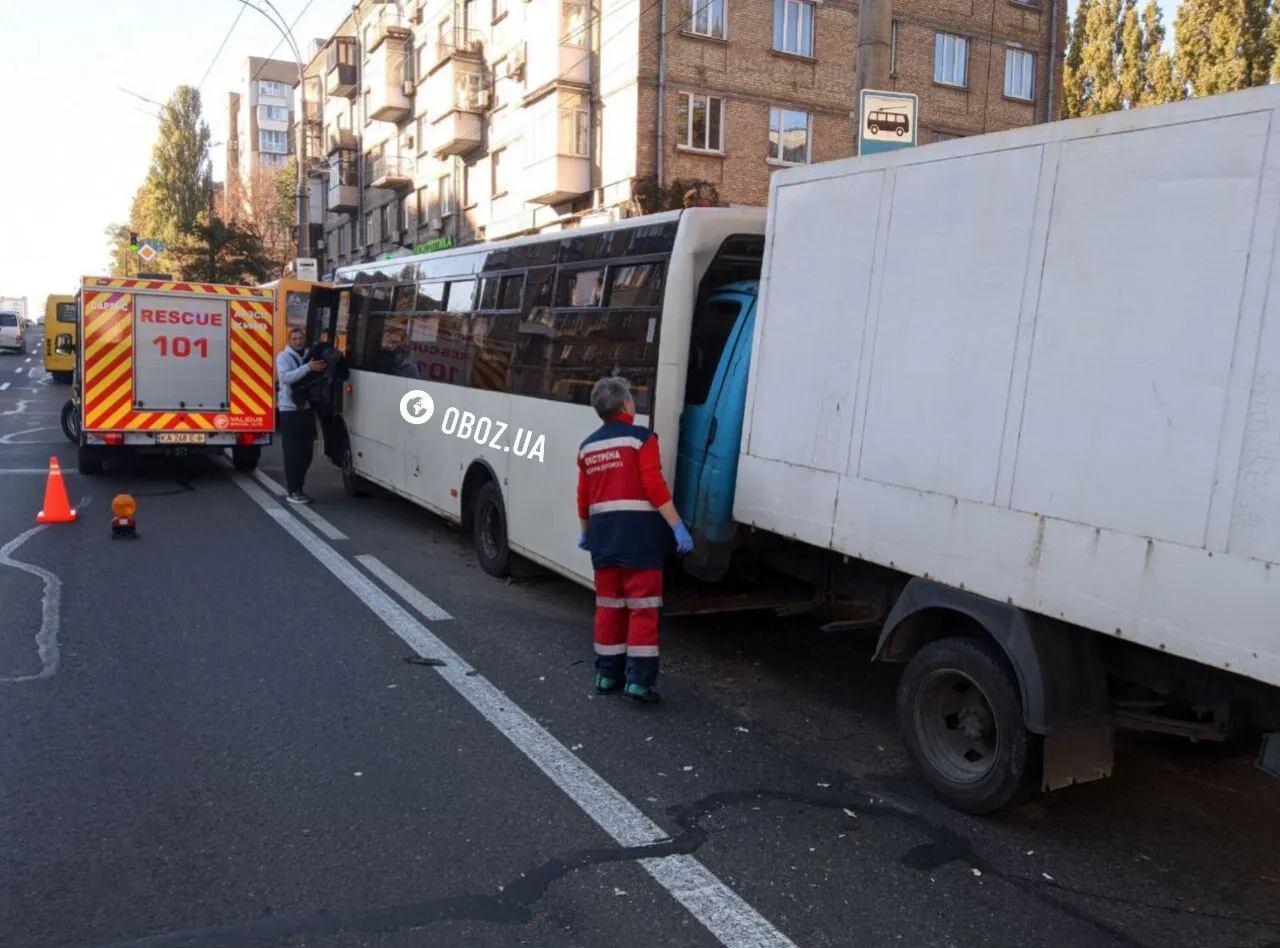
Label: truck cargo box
xmin=736 ymin=84 xmax=1280 ymax=691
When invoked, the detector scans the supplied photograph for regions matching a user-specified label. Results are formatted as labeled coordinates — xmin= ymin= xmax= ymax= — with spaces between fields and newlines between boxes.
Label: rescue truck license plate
xmin=156 ymin=433 xmax=206 ymax=445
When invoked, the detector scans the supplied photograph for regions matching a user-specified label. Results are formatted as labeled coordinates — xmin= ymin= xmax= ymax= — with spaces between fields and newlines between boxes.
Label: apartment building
xmin=296 ymin=0 xmax=1065 ymax=277
xmin=226 ymin=57 xmax=302 ymax=213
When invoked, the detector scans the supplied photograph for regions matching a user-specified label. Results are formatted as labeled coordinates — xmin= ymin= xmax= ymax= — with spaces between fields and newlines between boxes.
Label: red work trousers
xmin=592 ymin=566 xmax=663 ymax=689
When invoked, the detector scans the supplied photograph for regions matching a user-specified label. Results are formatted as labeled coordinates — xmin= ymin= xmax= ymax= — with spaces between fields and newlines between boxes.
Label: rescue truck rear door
xmin=132 ymin=294 xmax=231 ymax=412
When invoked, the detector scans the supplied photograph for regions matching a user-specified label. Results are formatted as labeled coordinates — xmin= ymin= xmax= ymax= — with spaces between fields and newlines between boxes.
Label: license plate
xmin=155 ymin=432 xmax=206 ymax=445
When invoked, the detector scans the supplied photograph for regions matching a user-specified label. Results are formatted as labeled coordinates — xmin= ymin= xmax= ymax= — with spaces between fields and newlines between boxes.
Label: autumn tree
xmin=221 ymin=158 xmax=296 ymax=278
xmin=1174 ymin=0 xmax=1275 ymax=97
xmin=143 ymin=85 xmax=213 ymax=246
xmin=1064 ymin=0 xmax=1184 ymax=116
xmin=167 ymin=217 xmax=273 ymax=285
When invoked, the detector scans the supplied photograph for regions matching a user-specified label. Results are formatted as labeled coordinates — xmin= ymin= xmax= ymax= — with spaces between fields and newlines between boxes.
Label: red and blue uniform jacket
xmin=577 ymin=413 xmax=672 ymax=571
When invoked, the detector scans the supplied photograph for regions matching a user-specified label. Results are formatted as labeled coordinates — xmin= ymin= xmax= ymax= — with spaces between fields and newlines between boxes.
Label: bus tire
xmin=897 ymin=636 xmax=1042 ymax=815
xmin=473 ymin=480 xmax=511 ymax=578
xmin=231 ymin=445 xmax=260 ymax=473
xmin=77 ymin=446 xmax=103 ymax=476
xmin=340 ymin=443 xmax=371 ymax=497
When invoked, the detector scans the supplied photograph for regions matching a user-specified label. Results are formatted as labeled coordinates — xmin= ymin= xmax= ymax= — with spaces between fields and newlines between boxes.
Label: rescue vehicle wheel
xmin=231 ymin=445 xmax=260 ymax=473
xmin=897 ymin=636 xmax=1042 ymax=815
xmin=77 ymin=446 xmax=103 ymax=476
xmin=60 ymin=400 xmax=79 ymax=444
xmin=53 ymin=371 xmax=72 ymax=385
xmin=473 ymin=480 xmax=511 ymax=578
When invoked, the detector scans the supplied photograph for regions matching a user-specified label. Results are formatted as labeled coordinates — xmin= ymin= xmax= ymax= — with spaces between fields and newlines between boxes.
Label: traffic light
xmin=129 ymin=232 xmax=138 ymax=252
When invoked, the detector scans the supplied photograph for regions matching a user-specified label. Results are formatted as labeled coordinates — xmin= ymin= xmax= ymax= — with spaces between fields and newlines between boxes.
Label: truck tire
xmin=473 ymin=480 xmax=511 ymax=578
xmin=231 ymin=445 xmax=260 ymax=473
xmin=77 ymin=446 xmax=103 ymax=476
xmin=897 ymin=636 xmax=1042 ymax=815
xmin=60 ymin=400 xmax=79 ymax=444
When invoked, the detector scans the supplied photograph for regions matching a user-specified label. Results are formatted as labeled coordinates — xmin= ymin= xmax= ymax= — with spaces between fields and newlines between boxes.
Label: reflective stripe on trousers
xmin=592 ymin=565 xmax=663 ymax=688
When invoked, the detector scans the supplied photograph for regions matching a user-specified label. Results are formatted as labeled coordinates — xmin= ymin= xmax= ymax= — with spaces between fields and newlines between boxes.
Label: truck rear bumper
xmin=84 ymin=431 xmax=273 ymax=448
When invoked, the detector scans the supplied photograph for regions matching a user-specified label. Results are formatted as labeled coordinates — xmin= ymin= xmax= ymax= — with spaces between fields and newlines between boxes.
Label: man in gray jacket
xmin=277 ymin=327 xmax=326 ymax=505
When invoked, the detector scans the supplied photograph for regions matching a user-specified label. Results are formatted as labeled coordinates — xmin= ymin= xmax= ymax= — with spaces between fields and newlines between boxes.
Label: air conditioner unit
xmin=402 ymin=80 xmax=415 ymax=96
xmin=474 ymin=88 xmax=490 ymax=109
xmin=409 ymin=6 xmax=423 ymax=23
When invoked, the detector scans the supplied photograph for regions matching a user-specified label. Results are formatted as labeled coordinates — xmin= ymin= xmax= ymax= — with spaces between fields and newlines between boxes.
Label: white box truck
xmin=670 ymin=83 xmax=1280 ymax=814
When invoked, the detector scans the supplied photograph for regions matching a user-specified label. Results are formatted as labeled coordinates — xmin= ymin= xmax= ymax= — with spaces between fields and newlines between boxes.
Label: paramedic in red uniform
xmin=576 ymin=376 xmax=694 ymax=705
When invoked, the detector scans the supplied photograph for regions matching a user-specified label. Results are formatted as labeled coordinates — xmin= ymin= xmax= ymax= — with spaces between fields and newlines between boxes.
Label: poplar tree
xmin=1174 ymin=0 xmax=1275 ymax=97
xmin=143 ymin=85 xmax=213 ymax=246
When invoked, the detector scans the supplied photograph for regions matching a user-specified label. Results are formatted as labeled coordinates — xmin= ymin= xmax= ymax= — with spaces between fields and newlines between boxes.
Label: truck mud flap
xmin=1259 ymin=733 xmax=1280 ymax=780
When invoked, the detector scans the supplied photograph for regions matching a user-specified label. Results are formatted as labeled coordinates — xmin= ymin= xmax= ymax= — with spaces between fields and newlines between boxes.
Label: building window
xmin=417 ymin=115 xmax=430 ymax=154
xmin=363 ymin=211 xmax=374 ymax=245
xmin=494 ymin=0 xmax=508 ymax=19
xmin=1004 ymin=47 xmax=1035 ymax=100
xmin=688 ymin=0 xmax=726 ymax=39
xmin=464 ymin=163 xmax=478 ymax=206
xmin=399 ymin=195 xmax=410 ymax=231
xmin=440 ymin=173 xmax=455 ymax=215
xmin=560 ymin=95 xmax=590 ymax=156
xmin=773 ymin=0 xmax=813 ymax=57
xmin=768 ymin=108 xmax=810 ymax=165
xmin=381 ymin=203 xmax=392 ymax=240
xmin=259 ymin=129 xmax=289 ymax=153
xmin=678 ymin=92 xmax=725 ymax=152
xmin=890 ymin=21 xmax=898 ymax=73
xmin=258 ymin=105 xmax=289 ymax=122
xmin=259 ymin=80 xmax=289 ymax=99
xmin=934 ymin=33 xmax=968 ymax=87
xmin=492 ymin=148 xmax=508 ymax=197
xmin=417 ymin=185 xmax=432 ymax=224
xmin=562 ymin=0 xmax=587 ymax=46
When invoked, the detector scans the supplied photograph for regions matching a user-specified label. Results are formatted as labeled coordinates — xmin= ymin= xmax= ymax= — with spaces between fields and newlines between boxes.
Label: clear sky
xmin=0 ymin=0 xmax=349 ymax=312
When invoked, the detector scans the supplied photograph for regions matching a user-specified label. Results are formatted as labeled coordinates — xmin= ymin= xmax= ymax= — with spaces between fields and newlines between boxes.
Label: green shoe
xmin=595 ymin=675 xmax=622 ymax=695
xmin=624 ymin=682 xmax=661 ymax=705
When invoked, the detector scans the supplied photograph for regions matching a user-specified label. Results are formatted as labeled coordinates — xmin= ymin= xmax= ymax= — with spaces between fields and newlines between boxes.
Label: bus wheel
xmin=897 ymin=636 xmax=1042 ymax=815
xmin=341 ymin=444 xmax=370 ymax=497
xmin=231 ymin=445 xmax=260 ymax=473
xmin=60 ymin=400 xmax=79 ymax=444
xmin=473 ymin=481 xmax=511 ymax=578
xmin=869 ymin=123 xmax=880 ymax=134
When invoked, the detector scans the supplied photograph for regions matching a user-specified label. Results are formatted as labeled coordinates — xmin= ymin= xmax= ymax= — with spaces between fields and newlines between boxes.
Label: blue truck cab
xmin=673 ymin=280 xmax=760 ymax=582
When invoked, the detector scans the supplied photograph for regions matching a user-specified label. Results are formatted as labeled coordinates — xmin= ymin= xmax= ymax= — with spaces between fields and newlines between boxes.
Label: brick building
xmin=284 ymin=0 xmax=1065 ymax=276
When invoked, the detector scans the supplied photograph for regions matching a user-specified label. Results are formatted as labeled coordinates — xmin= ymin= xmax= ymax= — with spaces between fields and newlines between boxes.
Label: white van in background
xmin=0 ymin=311 xmax=24 ymax=354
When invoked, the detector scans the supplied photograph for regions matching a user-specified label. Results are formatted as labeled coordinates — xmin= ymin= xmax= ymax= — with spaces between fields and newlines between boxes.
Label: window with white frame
xmin=1004 ymin=47 xmax=1035 ymax=99
xmin=768 ymin=108 xmax=810 ymax=164
xmin=934 ymin=33 xmax=968 ymax=86
xmin=258 ymin=105 xmax=289 ymax=122
xmin=259 ymin=129 xmax=289 ymax=153
xmin=561 ymin=0 xmax=587 ymax=46
xmin=560 ymin=95 xmax=589 ymax=156
xmin=678 ymin=92 xmax=724 ymax=152
xmin=417 ymin=185 xmax=432 ymax=224
xmin=439 ymin=173 xmax=455 ymax=215
xmin=492 ymin=148 xmax=508 ymax=197
xmin=687 ymin=0 xmax=726 ymax=39
xmin=773 ymin=0 xmax=813 ymax=57
xmin=259 ymin=80 xmax=289 ymax=99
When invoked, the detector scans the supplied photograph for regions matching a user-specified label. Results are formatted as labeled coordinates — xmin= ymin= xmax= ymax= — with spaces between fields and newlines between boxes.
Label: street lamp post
xmin=235 ymin=0 xmax=310 ymax=262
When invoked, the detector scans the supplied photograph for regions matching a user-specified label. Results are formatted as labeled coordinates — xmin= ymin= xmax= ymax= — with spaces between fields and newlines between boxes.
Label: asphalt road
xmin=1 ymin=334 xmax=1278 ymax=948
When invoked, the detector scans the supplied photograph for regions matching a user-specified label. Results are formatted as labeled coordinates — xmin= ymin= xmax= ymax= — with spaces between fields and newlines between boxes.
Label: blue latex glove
xmin=577 ymin=532 xmax=590 ymax=551
xmin=672 ymin=521 xmax=694 ymax=555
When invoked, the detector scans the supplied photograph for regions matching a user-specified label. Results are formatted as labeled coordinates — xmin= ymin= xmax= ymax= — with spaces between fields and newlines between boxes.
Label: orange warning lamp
xmin=111 ymin=494 xmax=137 ymax=538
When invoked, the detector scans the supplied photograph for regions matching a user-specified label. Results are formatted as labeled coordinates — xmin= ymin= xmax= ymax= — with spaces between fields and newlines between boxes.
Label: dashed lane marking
xmin=248 ymin=469 xmax=347 ymax=540
xmin=229 ymin=471 xmax=798 ymax=948
xmin=355 ymin=554 xmax=452 ymax=622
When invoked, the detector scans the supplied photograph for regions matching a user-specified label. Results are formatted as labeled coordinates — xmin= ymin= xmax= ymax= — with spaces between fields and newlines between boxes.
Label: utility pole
xmin=854 ymin=0 xmax=893 ymax=155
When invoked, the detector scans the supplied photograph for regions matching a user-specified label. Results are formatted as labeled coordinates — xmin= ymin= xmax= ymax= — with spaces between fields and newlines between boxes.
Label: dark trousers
xmin=280 ymin=408 xmax=315 ymax=494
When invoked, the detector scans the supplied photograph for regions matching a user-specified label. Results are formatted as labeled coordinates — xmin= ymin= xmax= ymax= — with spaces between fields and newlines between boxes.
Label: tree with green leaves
xmin=143 ymin=85 xmax=212 ymax=246
xmin=1064 ymin=0 xmax=1184 ymax=116
xmin=1174 ymin=0 xmax=1275 ymax=97
xmin=167 ymin=217 xmax=273 ymax=285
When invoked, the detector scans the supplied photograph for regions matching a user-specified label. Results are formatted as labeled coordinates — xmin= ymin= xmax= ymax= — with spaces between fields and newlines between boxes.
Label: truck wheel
xmin=473 ymin=480 xmax=511 ymax=578
xmin=60 ymin=400 xmax=79 ymax=443
xmin=231 ymin=445 xmax=260 ymax=473
xmin=77 ymin=446 xmax=103 ymax=476
xmin=54 ymin=371 xmax=72 ymax=385
xmin=897 ymin=636 xmax=1042 ymax=815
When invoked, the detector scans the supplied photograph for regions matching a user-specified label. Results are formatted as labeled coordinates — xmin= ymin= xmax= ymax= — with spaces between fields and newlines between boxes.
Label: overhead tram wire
xmin=198 ymin=5 xmax=248 ymax=93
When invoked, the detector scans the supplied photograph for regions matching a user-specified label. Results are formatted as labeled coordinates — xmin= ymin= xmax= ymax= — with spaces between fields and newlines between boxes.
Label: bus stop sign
xmin=858 ymin=90 xmax=919 ymax=156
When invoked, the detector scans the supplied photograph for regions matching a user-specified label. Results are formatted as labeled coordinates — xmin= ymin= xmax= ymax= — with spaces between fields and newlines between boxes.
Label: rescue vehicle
xmin=72 ymin=277 xmax=277 ymax=475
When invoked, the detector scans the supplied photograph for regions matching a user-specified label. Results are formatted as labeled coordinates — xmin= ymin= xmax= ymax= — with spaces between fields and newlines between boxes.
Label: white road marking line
xmin=13 ymin=367 xmax=22 ymax=374
xmin=250 ymin=468 xmax=286 ymax=496
xmin=0 ymin=382 xmax=9 ymax=391
xmin=0 ymin=469 xmax=74 ymax=476
xmin=0 ymin=426 xmax=59 ymax=445
xmin=1 ymin=399 xmax=27 ymax=416
xmin=249 ymin=469 xmax=348 ymax=539
xmin=230 ymin=473 xmax=796 ymax=948
xmin=355 ymin=554 xmax=452 ymax=621
xmin=0 ymin=525 xmax=63 ymax=683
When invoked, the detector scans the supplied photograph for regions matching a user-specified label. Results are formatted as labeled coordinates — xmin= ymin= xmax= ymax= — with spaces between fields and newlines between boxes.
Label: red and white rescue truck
xmin=72 ymin=277 xmax=277 ymax=475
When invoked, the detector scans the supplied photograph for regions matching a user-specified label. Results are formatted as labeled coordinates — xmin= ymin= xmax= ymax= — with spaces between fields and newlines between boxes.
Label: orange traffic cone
xmin=36 ymin=457 xmax=77 ymax=524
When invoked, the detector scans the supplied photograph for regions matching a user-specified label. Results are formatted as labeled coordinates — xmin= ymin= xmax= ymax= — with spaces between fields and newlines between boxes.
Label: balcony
xmin=370 ymin=153 xmax=415 ymax=189
xmin=429 ymin=27 xmax=485 ymax=73
xmin=327 ymin=126 xmax=358 ymax=154
xmin=430 ymin=111 xmax=483 ymax=159
xmin=328 ymin=182 xmax=359 ymax=211
xmin=424 ymin=56 xmax=487 ymax=157
xmin=326 ymin=37 xmax=358 ymax=97
xmin=362 ymin=1 xmax=413 ymax=54
xmin=366 ymin=39 xmax=413 ymax=124
xmin=525 ymin=154 xmax=590 ymax=205
xmin=522 ymin=0 xmax=590 ymax=96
